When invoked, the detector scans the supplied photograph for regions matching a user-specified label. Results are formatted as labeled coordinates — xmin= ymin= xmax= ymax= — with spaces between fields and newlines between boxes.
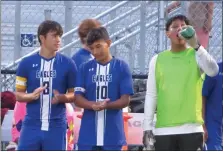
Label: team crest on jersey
xmin=36 ymin=70 xmax=57 ymax=78
xmin=92 ymin=74 xmax=112 ymax=83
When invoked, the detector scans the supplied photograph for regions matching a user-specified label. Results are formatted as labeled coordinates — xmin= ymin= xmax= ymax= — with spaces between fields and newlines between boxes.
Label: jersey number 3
xmin=96 ymin=86 xmax=107 ymax=100
xmin=43 ymin=81 xmax=49 ymax=95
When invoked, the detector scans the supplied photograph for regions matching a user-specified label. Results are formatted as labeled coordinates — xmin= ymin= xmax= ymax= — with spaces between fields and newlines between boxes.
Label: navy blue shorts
xmin=18 ymin=126 xmax=66 ymax=150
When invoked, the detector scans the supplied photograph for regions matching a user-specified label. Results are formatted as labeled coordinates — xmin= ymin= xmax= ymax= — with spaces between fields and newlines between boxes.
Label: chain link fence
xmin=1 ymin=2 xmax=222 ymax=149
xmin=1 ymin=1 xmax=222 ymax=94
xmin=165 ymin=1 xmax=222 ymax=62
xmin=1 ymin=1 xmax=115 ymax=67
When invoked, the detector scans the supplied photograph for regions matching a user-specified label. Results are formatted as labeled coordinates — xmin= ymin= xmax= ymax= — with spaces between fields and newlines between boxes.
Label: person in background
xmin=72 ymin=19 xmax=101 ymax=69
xmin=1 ymin=91 xmax=16 ymax=125
xmin=202 ymin=61 xmax=222 ymax=150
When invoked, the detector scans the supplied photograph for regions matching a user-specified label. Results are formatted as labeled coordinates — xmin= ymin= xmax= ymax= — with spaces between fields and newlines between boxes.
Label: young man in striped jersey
xmin=143 ymin=14 xmax=219 ymax=151
xmin=15 ymin=20 xmax=77 ymax=150
xmin=74 ymin=27 xmax=134 ymax=150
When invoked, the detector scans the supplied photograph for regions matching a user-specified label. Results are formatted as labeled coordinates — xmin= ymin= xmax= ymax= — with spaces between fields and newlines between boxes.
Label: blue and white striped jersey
xmin=75 ymin=57 xmax=134 ymax=146
xmin=16 ymin=52 xmax=77 ymax=131
xmin=72 ymin=48 xmax=94 ymax=70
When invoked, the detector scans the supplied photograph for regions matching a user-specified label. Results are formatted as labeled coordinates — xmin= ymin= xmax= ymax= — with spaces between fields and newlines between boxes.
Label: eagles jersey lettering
xmin=75 ymin=58 xmax=134 ymax=146
xmin=16 ymin=53 xmax=77 ymax=131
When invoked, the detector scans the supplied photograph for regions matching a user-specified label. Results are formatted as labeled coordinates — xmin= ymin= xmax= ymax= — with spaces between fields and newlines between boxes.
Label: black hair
xmin=37 ymin=20 xmax=63 ymax=44
xmin=86 ymin=27 xmax=110 ymax=46
xmin=165 ymin=14 xmax=190 ymax=31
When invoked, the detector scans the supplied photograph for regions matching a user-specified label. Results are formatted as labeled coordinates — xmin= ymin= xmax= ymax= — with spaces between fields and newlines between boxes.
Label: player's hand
xmin=178 ymin=25 xmax=199 ymax=49
xmin=143 ymin=130 xmax=155 ymax=150
xmin=203 ymin=124 xmax=208 ymax=142
xmin=92 ymin=102 xmax=102 ymax=111
xmin=92 ymin=98 xmax=110 ymax=111
xmin=98 ymin=98 xmax=110 ymax=110
xmin=29 ymin=86 xmax=47 ymax=100
xmin=52 ymin=90 xmax=68 ymax=104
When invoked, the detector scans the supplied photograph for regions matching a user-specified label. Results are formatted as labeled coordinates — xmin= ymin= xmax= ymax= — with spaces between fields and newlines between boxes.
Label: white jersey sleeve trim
xmin=74 ymin=87 xmax=85 ymax=93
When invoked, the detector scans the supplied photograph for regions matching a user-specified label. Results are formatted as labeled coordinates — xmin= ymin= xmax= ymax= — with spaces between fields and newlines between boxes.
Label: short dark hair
xmin=78 ymin=19 xmax=101 ymax=44
xmin=165 ymin=14 xmax=190 ymax=31
xmin=86 ymin=27 xmax=110 ymax=46
xmin=37 ymin=20 xmax=63 ymax=44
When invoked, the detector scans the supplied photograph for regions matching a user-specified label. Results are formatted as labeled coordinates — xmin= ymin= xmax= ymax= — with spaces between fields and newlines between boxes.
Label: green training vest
xmin=155 ymin=48 xmax=204 ymax=128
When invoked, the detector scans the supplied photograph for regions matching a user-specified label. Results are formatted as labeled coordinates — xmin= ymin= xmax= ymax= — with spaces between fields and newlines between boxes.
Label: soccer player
xmin=15 ymin=20 xmax=77 ymax=150
xmin=72 ymin=19 xmax=101 ymax=69
xmin=202 ymin=61 xmax=222 ymax=150
xmin=74 ymin=27 xmax=134 ymax=150
xmin=71 ymin=19 xmax=101 ymax=148
xmin=143 ymin=14 xmax=219 ymax=151
xmin=71 ymin=19 xmax=101 ymax=114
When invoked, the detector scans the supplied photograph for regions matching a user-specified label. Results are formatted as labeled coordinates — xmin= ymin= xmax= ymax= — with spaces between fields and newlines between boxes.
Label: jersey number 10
xmin=96 ymin=86 xmax=108 ymax=100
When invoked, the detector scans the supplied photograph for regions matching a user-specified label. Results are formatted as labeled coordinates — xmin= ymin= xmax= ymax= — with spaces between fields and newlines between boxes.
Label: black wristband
xmin=194 ymin=42 xmax=201 ymax=51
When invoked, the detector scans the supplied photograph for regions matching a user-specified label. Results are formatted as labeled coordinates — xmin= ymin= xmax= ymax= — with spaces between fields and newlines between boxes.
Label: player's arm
xmin=202 ymin=95 xmax=208 ymax=142
xmin=15 ymin=59 xmax=29 ymax=101
xmin=16 ymin=87 xmax=46 ymax=102
xmin=177 ymin=23 xmax=218 ymax=76
xmin=178 ymin=25 xmax=219 ymax=77
xmin=195 ymin=45 xmax=219 ymax=77
xmin=202 ymin=74 xmax=215 ymax=141
xmin=202 ymin=74 xmax=216 ymax=117
xmin=65 ymin=60 xmax=78 ymax=103
xmin=15 ymin=59 xmax=45 ymax=102
xmin=52 ymin=88 xmax=75 ymax=104
xmin=104 ymin=95 xmax=131 ymax=109
xmin=104 ymin=61 xmax=133 ymax=109
xmin=15 ymin=89 xmax=31 ymax=102
xmin=74 ymin=95 xmax=95 ymax=109
xmin=202 ymin=96 xmax=206 ymax=121
xmin=74 ymin=63 xmax=95 ymax=109
xmin=65 ymin=89 xmax=75 ymax=103
xmin=52 ymin=60 xmax=77 ymax=104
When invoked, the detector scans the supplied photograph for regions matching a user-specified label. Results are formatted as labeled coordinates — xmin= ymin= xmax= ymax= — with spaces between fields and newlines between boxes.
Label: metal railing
xmin=2 ymin=1 xmax=221 ymax=91
xmin=4 ymin=1 xmax=129 ymax=70
xmin=1 ymin=1 xmax=178 ymax=90
xmin=4 ymin=1 xmax=179 ymax=70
